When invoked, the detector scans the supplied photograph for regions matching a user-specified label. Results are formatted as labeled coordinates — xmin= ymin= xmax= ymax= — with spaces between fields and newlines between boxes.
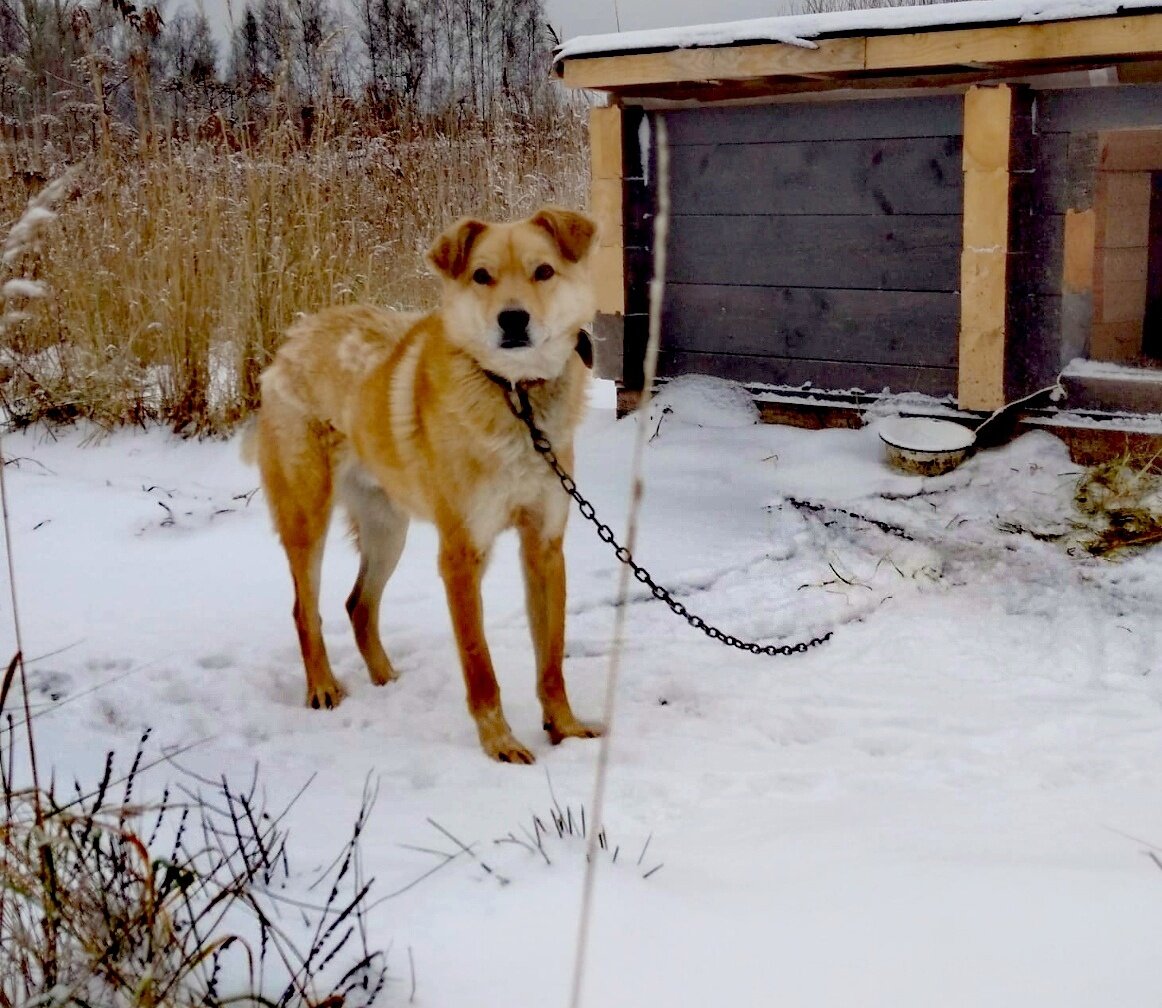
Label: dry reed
xmin=0 ymin=106 xmax=589 ymax=434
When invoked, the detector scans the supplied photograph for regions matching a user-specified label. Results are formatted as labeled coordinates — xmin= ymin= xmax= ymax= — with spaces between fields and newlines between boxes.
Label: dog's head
xmin=427 ymin=207 xmax=598 ymax=384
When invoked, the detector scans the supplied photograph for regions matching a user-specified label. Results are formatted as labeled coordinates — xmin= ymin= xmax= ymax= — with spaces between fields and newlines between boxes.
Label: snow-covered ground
xmin=5 ymin=381 xmax=1162 ymax=1006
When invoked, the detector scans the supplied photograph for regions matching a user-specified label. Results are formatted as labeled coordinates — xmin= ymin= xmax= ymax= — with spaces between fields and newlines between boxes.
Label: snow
xmin=1063 ymin=357 xmax=1162 ymax=383
xmin=649 ymin=374 xmax=760 ymax=429
xmin=1 ymin=278 xmax=47 ymax=300
xmin=5 ymin=395 xmax=1162 ymax=1006
xmin=879 ymin=416 xmax=976 ymax=451
xmin=557 ymin=0 xmax=1162 ymax=61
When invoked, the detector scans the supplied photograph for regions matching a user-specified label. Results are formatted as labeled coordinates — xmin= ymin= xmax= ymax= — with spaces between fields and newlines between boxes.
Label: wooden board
xmin=1037 ymin=83 xmax=1162 ymax=134
xmin=1007 ymin=293 xmax=1064 ymax=391
xmin=669 ymin=136 xmax=962 ymax=216
xmin=655 ymin=349 xmax=956 ymax=396
xmin=663 ymin=95 xmax=962 ymax=146
xmin=1146 ymin=171 xmax=1162 ymax=359
xmin=559 ymin=14 xmax=1162 ymax=94
xmin=1101 ymin=129 xmax=1162 ymax=171
xmin=1060 ymin=368 xmax=1162 ymax=412
xmin=866 ymin=15 xmax=1162 ymax=73
xmin=958 ymin=84 xmax=1014 ymax=411
xmin=666 ymin=213 xmax=961 ymax=292
xmin=1062 ymin=208 xmax=1096 ymax=294
xmin=561 ymin=37 xmax=867 ymax=90
xmin=661 ymin=283 xmax=958 ymax=366
xmin=589 ymin=105 xmax=625 ymax=315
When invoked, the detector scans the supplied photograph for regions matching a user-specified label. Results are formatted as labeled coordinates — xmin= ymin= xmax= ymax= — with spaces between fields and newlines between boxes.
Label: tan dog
xmin=252 ymin=207 xmax=601 ymax=762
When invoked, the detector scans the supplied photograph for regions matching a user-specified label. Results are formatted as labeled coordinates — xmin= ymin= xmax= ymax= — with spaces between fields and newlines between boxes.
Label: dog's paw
xmin=545 ymin=718 xmax=603 ymax=745
xmin=367 ymin=664 xmax=399 ymax=687
xmin=481 ymin=732 xmax=537 ymax=764
xmin=306 ymin=678 xmax=347 ymax=710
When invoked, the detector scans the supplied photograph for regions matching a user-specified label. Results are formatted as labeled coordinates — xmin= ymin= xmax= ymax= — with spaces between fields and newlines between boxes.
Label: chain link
xmin=785 ymin=498 xmax=914 ymax=541
xmin=508 ymin=387 xmax=833 ymax=658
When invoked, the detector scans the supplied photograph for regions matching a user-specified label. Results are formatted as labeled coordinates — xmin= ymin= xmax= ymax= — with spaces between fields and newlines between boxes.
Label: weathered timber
xmin=1037 ymin=84 xmax=1162 ymax=134
xmin=668 ymin=136 xmax=962 ymax=217
xmin=663 ymin=95 xmax=962 ymax=146
xmin=661 ymin=284 xmax=958 ymax=367
xmin=655 ymin=349 xmax=956 ymax=396
xmin=666 ymin=214 xmax=962 ymax=291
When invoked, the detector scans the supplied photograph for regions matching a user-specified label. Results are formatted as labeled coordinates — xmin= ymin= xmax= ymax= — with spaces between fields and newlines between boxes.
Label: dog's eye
xmin=533 ymin=263 xmax=555 ymax=282
xmin=472 ymin=268 xmax=493 ymax=286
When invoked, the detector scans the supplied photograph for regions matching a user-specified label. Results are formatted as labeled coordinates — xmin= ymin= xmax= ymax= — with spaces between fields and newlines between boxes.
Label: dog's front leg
xmin=438 ymin=525 xmax=534 ymax=763
xmin=518 ymin=517 xmax=602 ymax=746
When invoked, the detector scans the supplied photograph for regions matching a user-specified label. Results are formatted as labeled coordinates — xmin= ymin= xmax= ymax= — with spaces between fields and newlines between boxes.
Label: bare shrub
xmin=0 ymin=719 xmax=388 ymax=1008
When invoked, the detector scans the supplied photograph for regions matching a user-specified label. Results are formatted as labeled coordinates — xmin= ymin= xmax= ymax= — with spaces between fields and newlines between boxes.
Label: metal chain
xmin=508 ymin=387 xmax=833 ymax=658
xmin=786 ymin=497 xmax=915 ymax=541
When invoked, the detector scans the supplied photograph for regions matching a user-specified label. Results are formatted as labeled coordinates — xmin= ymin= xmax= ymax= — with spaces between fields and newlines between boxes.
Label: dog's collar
xmin=482 ymin=329 xmax=593 ymax=393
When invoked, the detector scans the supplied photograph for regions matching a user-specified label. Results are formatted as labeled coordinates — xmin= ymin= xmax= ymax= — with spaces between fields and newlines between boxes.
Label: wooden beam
xmin=1100 ymin=129 xmax=1162 ymax=171
xmin=588 ymin=105 xmax=625 ymax=315
xmin=561 ymin=37 xmax=866 ymax=90
xmin=958 ymin=84 xmax=1013 ymax=411
xmin=558 ymin=13 xmax=1162 ymax=93
xmin=1062 ymin=208 xmax=1096 ymax=295
xmin=867 ymin=15 xmax=1162 ymax=72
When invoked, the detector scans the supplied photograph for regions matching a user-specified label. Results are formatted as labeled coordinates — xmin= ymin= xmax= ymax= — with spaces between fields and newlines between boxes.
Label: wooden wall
xmin=612 ymin=82 xmax=1162 ymax=405
xmin=1015 ymin=83 xmax=1162 ymax=391
xmin=630 ymin=95 xmax=965 ymax=395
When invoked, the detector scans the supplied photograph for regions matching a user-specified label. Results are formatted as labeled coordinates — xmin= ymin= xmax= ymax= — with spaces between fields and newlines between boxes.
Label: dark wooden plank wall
xmin=621 ymin=105 xmax=652 ymax=392
xmin=652 ymin=95 xmax=965 ymax=396
xmin=1018 ymin=84 xmax=1162 ymax=390
xmin=1147 ymin=172 xmax=1162 ymax=359
xmin=622 ymin=84 xmax=1162 ymax=401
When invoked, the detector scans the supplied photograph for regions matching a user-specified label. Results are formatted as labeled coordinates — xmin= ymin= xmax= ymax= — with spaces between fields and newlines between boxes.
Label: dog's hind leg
xmin=340 ymin=465 xmax=409 ymax=686
xmin=256 ymin=404 xmax=345 ymax=710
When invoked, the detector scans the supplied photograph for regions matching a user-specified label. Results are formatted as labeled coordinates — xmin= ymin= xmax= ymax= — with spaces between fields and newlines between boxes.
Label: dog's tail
xmin=238 ymin=415 xmax=259 ymax=466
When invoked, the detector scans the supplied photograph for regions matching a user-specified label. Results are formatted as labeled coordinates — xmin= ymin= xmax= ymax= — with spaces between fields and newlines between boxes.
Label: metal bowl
xmin=879 ymin=417 xmax=976 ymax=477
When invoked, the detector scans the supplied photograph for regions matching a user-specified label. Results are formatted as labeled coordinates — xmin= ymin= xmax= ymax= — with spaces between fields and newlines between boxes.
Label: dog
xmin=251 ymin=207 xmax=601 ymax=763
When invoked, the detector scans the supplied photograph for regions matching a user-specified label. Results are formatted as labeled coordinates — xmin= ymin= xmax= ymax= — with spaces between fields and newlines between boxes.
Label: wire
xmin=0 ymin=434 xmax=43 ymax=816
xmin=567 ymin=113 xmax=671 ymax=1008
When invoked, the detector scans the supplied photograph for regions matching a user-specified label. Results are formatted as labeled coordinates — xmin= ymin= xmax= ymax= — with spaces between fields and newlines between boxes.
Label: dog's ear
xmin=428 ymin=218 xmax=488 ymax=279
xmin=530 ymin=207 xmax=597 ymax=264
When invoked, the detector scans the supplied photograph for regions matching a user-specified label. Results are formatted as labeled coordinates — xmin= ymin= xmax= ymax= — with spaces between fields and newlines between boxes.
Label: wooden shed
xmin=555 ymin=0 xmax=1162 ymax=457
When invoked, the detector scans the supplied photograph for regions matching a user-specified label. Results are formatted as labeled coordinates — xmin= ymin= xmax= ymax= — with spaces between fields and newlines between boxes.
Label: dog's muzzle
xmin=497 ymin=309 xmax=531 ymax=349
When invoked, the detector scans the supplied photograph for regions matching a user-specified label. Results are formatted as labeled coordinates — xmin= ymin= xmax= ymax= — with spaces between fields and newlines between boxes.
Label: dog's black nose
xmin=497 ymin=309 xmax=530 ymax=347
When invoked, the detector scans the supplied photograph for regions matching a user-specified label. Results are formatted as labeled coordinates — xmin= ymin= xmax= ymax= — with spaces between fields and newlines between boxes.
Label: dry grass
xmin=1 ymin=719 xmax=388 ymax=1008
xmin=0 ymin=107 xmax=589 ymax=434
xmin=1074 ymin=450 xmax=1162 ymax=555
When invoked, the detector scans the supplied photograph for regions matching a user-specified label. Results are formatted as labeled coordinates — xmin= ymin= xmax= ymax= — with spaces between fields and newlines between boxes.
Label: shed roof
xmin=557 ymin=0 xmax=1162 ymax=61
xmin=555 ymin=0 xmax=1162 ymax=97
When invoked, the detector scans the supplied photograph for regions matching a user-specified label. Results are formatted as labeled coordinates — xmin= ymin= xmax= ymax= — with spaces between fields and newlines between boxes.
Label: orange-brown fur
xmin=253 ymin=208 xmax=600 ymax=762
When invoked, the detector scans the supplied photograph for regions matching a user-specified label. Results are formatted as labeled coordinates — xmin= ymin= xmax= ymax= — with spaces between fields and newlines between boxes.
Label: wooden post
xmin=589 ymin=104 xmax=625 ymax=316
xmin=959 ymin=84 xmax=1014 ymax=411
xmin=1090 ymin=130 xmax=1162 ymax=361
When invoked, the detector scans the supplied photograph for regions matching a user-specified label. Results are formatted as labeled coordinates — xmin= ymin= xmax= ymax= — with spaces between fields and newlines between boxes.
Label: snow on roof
xmin=556 ymin=0 xmax=1162 ymax=61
